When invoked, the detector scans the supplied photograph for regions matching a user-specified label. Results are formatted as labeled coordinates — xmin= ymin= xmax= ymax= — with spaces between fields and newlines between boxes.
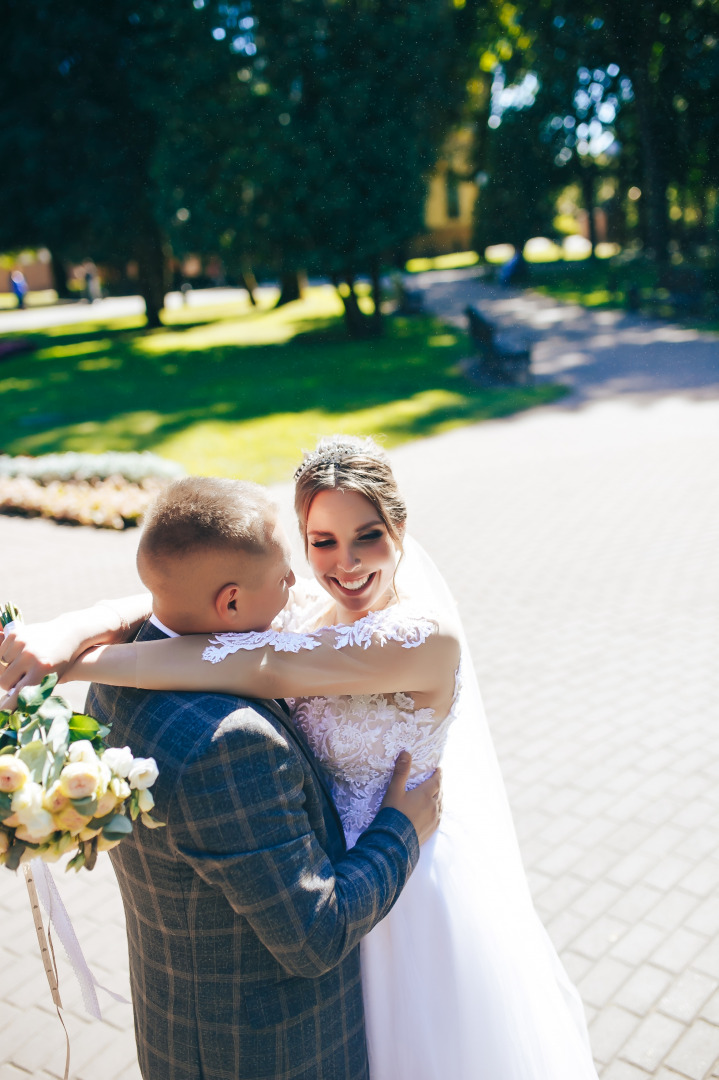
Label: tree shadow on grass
xmin=1 ymin=313 xmax=564 ymax=461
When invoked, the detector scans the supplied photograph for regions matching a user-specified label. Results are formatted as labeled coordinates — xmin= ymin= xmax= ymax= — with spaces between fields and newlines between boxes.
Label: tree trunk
xmin=336 ymin=272 xmax=378 ymax=339
xmin=631 ymin=65 xmax=670 ymax=264
xmin=579 ymin=168 xmax=598 ymax=257
xmin=274 ymin=270 xmax=306 ymax=308
xmin=50 ymin=251 xmax=72 ymax=299
xmin=134 ymin=224 xmax=167 ymax=329
xmin=370 ymin=258 xmax=384 ymax=335
xmin=239 ymin=267 xmax=258 ymax=306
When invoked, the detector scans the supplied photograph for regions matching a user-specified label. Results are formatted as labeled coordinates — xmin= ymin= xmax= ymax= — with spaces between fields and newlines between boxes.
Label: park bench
xmin=464 ymin=304 xmax=532 ymax=386
xmin=627 ymin=267 xmax=706 ymax=318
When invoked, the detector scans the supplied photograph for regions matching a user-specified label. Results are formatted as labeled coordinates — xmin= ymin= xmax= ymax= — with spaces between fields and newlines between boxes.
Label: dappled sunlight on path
xmin=416 ymin=270 xmax=719 ymax=407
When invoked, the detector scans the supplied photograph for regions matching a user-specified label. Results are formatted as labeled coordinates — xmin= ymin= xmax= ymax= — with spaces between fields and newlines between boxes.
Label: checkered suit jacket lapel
xmin=250 ymin=693 xmax=346 ymax=848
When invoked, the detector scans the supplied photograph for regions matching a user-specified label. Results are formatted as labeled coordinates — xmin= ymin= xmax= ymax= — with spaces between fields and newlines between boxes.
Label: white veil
xmin=383 ymin=535 xmax=598 ymax=1078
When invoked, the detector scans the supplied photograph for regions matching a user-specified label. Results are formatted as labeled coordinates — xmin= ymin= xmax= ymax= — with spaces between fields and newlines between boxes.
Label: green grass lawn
xmin=2 ymin=285 xmax=565 ymax=483
xmin=528 ymin=259 xmax=719 ymax=332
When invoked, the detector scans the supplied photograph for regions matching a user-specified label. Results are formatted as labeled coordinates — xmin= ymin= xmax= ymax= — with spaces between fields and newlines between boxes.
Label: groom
xmin=86 ymin=476 xmax=440 ymax=1080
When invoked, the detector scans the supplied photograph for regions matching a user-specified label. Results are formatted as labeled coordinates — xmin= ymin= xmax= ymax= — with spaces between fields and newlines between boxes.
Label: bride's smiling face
xmin=305 ymin=489 xmax=401 ymax=620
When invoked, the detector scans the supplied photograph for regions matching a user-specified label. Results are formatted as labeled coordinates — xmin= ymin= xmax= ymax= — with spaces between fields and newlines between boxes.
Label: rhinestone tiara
xmin=293 ymin=442 xmax=358 ymax=481
xmin=293 ymin=436 xmax=384 ymax=482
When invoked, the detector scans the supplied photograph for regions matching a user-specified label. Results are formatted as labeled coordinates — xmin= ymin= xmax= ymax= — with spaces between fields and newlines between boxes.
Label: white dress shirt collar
xmin=149 ymin=613 xmax=180 ymax=638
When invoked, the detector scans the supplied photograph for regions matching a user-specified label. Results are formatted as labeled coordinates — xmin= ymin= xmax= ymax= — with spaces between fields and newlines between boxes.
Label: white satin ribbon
xmin=29 ymin=858 xmax=131 ymax=1019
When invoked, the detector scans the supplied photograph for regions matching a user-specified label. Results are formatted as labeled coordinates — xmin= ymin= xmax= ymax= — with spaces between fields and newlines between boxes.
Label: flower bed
xmin=0 ymin=451 xmax=184 ymax=530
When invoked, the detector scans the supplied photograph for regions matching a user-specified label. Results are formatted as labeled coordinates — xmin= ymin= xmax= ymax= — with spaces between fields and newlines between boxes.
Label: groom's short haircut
xmin=139 ymin=476 xmax=277 ymax=564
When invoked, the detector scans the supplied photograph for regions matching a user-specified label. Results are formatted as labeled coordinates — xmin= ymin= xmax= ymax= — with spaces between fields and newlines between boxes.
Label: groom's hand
xmin=381 ymin=752 xmax=442 ymax=845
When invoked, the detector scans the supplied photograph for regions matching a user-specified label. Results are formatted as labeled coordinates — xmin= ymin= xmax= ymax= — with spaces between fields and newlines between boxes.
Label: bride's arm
xmin=0 ymin=594 xmax=152 ymax=706
xmin=68 ymin=620 xmax=460 ymax=699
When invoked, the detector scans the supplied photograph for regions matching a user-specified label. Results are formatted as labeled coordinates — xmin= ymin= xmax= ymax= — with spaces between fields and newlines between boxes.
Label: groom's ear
xmin=215 ymin=582 xmax=241 ymax=624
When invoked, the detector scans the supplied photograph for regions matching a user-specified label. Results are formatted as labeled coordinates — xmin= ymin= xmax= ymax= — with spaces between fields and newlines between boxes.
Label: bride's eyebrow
xmin=355 ymin=519 xmax=384 ymax=532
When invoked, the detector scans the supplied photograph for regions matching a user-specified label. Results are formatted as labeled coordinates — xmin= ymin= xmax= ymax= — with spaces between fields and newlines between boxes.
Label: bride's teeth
xmin=339 ymin=575 xmax=370 ymax=591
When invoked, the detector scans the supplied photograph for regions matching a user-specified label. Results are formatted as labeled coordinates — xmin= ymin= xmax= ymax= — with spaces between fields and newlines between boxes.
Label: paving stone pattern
xmin=1 ymin=279 xmax=718 ymax=1078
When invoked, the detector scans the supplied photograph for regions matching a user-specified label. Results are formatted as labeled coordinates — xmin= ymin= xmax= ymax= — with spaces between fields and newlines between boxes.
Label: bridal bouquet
xmin=0 ymin=602 xmax=163 ymax=872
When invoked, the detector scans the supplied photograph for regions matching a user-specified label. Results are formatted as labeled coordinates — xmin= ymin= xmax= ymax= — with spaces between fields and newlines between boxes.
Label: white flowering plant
xmin=0 ymin=603 xmax=163 ymax=873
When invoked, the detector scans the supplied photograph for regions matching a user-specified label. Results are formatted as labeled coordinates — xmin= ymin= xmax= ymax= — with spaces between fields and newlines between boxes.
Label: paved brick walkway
xmin=1 ymin=279 xmax=718 ymax=1079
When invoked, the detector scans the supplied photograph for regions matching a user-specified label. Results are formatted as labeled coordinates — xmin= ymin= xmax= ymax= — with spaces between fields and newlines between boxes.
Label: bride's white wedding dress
xmin=204 ymin=539 xmax=599 ymax=1079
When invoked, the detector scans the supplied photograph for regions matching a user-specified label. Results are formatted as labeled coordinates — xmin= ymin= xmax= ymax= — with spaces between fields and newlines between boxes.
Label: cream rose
xmin=53 ymin=804 xmax=92 ymax=834
xmin=58 ymin=761 xmax=101 ymax=801
xmin=95 ymin=790 xmax=120 ymax=817
xmin=15 ymin=811 xmax=55 ymax=843
xmin=42 ymin=781 xmax=69 ymax=815
xmin=0 ymin=756 xmax=30 ymax=794
xmin=102 ymin=746 xmax=134 ymax=778
xmin=127 ymin=758 xmax=159 ymax=791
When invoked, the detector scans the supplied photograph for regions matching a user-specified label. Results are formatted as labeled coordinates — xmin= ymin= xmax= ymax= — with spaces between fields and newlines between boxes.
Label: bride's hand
xmin=0 ymin=618 xmax=83 ymax=709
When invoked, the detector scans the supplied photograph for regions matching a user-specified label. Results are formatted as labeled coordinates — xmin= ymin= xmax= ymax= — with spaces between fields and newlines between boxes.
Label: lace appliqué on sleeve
xmin=202 ymin=628 xmax=322 ymax=664
xmin=202 ymin=605 xmax=439 ymax=664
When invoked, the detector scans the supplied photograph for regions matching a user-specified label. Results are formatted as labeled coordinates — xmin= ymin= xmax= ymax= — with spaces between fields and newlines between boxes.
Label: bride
xmin=2 ymin=435 xmax=598 ymax=1079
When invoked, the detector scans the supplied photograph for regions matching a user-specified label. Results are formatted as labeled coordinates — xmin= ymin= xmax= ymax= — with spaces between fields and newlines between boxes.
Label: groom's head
xmin=137 ymin=477 xmax=295 ymax=635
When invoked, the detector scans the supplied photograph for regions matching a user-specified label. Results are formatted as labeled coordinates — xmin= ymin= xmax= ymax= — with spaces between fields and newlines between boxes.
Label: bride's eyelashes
xmin=311 ymin=530 xmax=385 ymax=549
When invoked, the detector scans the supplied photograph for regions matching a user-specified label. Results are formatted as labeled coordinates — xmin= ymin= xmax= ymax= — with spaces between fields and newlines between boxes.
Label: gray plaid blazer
xmin=87 ymin=621 xmax=418 ymax=1080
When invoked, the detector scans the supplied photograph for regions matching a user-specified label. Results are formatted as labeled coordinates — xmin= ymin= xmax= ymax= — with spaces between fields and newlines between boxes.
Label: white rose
xmin=67 ymin=740 xmax=99 ymax=765
xmin=96 ymin=760 xmax=111 ymax=798
xmin=12 ymin=781 xmax=44 ymax=818
xmin=101 ymin=746 xmax=134 ymax=778
xmin=110 ymin=776 xmax=131 ymax=801
xmin=127 ymin=758 xmax=159 ymax=791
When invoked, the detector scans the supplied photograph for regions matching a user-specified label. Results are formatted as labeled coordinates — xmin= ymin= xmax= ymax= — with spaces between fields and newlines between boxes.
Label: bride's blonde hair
xmin=294 ymin=435 xmax=407 ymax=554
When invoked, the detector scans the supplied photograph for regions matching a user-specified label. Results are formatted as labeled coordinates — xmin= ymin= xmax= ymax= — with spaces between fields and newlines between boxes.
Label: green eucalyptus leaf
xmin=102 ymin=814 xmax=133 ymax=840
xmin=0 ymin=742 xmax=18 ymax=755
xmin=38 ymin=699 xmax=72 ymax=728
xmin=46 ymin=714 xmax=70 ymax=755
xmin=39 ymin=673 xmax=59 ymax=697
xmin=18 ymin=719 xmax=41 ymax=746
xmin=0 ymin=711 xmax=12 ymax=728
xmin=4 ymin=839 xmax=27 ymax=872
xmin=44 ymin=751 xmax=65 ymax=788
xmin=18 ymin=739 xmax=50 ymax=783
xmin=0 ymin=792 xmax=13 ymax=818
xmin=87 ymin=810 xmax=118 ymax=829
xmin=70 ymin=796 xmax=98 ymax=817
xmin=17 ymin=685 xmax=44 ymax=714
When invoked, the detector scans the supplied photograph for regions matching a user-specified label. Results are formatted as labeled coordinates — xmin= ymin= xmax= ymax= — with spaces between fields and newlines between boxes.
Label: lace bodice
xmin=202 ymin=578 xmax=460 ymax=847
